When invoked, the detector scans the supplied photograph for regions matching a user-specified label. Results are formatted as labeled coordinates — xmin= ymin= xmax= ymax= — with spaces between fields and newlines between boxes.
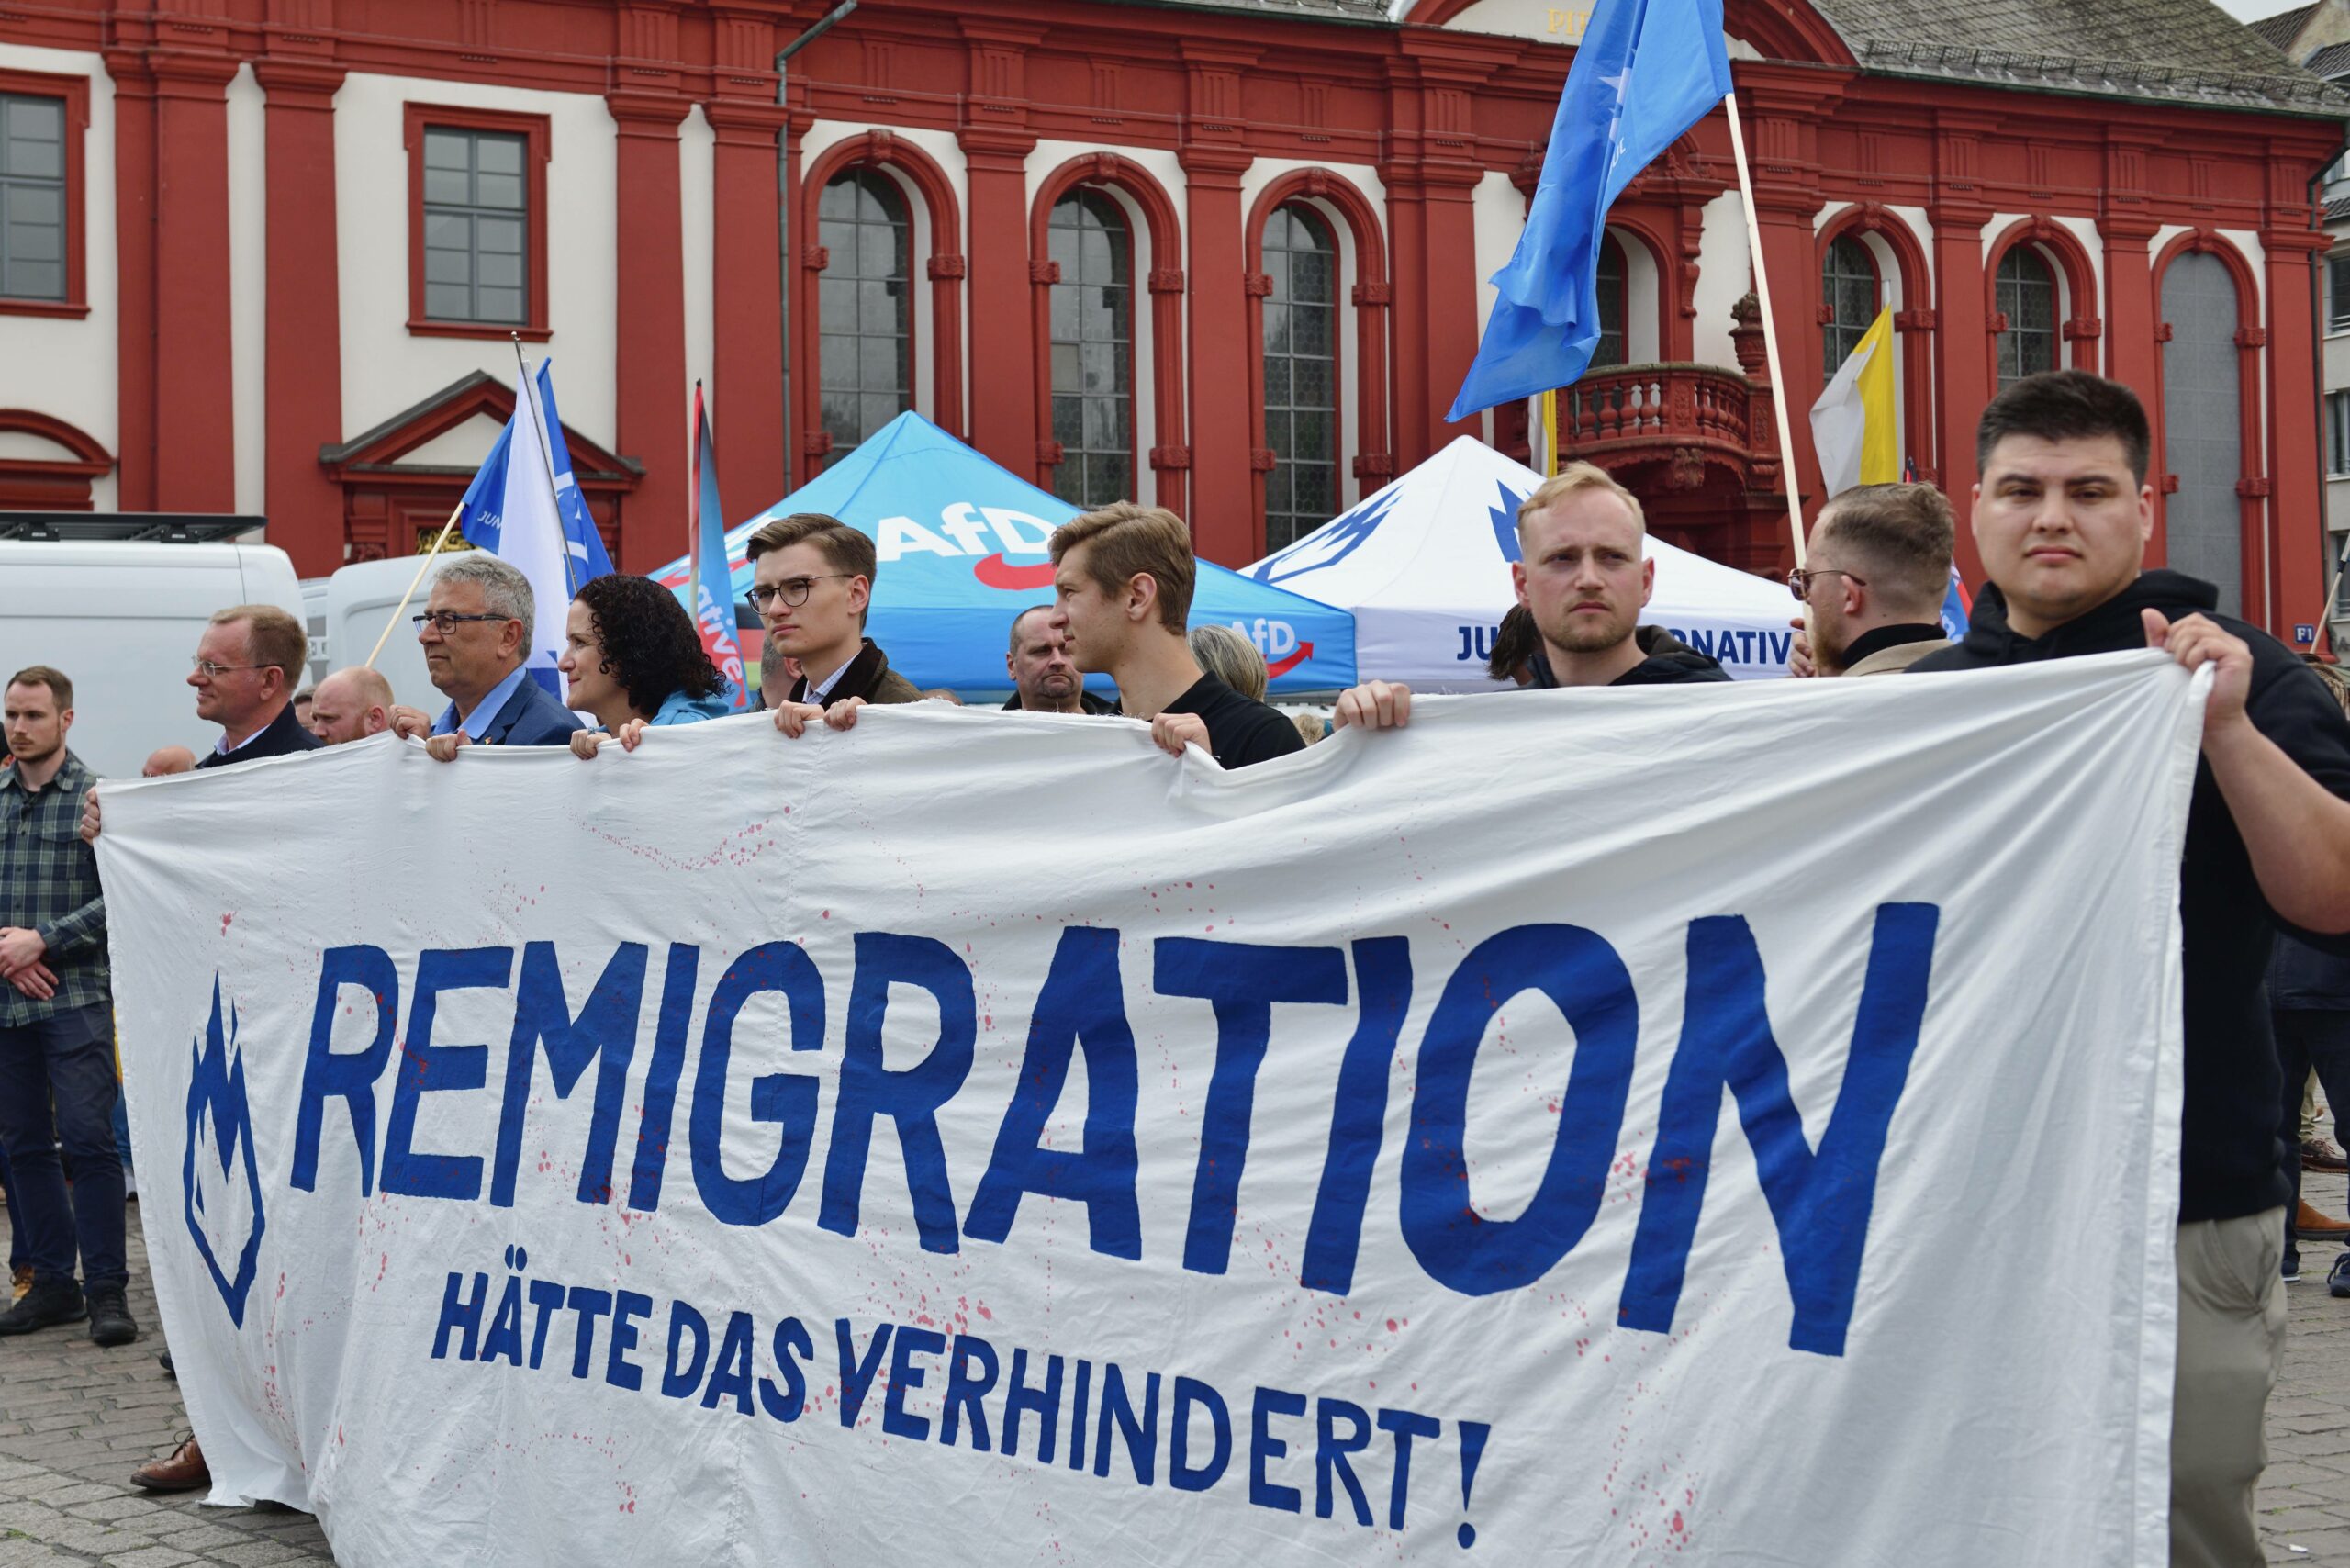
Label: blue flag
xmin=532 ymin=360 xmax=615 ymax=584
xmin=1448 ymin=0 xmax=1731 ymax=422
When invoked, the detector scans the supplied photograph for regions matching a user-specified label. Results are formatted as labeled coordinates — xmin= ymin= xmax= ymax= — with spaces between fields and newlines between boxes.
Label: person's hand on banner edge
xmin=824 ymin=699 xmax=867 ymax=733
xmin=387 ymin=705 xmax=434 ymax=742
xmin=0 ymin=926 xmax=48 ymax=977
xmin=1787 ymin=617 xmax=1818 ymax=678
xmin=771 ymin=700 xmax=826 ymax=739
xmin=79 ymin=785 xmax=99 ymax=842
xmin=1335 ymin=680 xmax=1413 ymax=732
xmin=570 ymin=730 xmax=607 ymax=760
xmin=1149 ymin=711 xmax=1210 ymax=758
xmin=2143 ymin=610 xmax=2252 ymax=732
xmin=6 ymin=961 xmax=55 ymax=1001
xmin=615 ymin=718 xmax=651 ymax=752
xmin=423 ymin=731 xmax=470 ymax=764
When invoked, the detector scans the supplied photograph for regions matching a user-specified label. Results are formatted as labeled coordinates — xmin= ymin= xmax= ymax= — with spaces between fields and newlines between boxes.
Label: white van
xmin=0 ymin=541 xmax=306 ymax=779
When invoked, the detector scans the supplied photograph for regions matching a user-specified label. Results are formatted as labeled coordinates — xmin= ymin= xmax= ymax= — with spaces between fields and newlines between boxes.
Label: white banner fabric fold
xmin=99 ymin=653 xmax=2203 ymax=1567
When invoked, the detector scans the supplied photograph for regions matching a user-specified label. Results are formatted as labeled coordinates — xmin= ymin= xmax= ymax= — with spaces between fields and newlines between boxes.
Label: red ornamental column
xmin=1180 ymin=143 xmax=1253 ymax=565
xmin=254 ymin=59 xmax=347 ymax=576
xmin=105 ymin=50 xmax=157 ymax=511
xmin=1418 ymin=166 xmax=1485 ymax=457
xmin=608 ymin=92 xmax=691 ymax=573
xmin=705 ymin=98 xmax=790 ymax=514
xmin=957 ymin=129 xmax=1037 ymax=478
xmin=150 ymin=50 xmax=240 ymax=511
xmin=2265 ymin=219 xmax=2329 ymax=645
xmin=1931 ymin=203 xmax=1991 ymax=567
xmin=1382 ymin=165 xmax=1433 ymax=469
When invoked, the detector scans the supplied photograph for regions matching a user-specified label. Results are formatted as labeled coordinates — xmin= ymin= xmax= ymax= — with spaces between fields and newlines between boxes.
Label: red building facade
xmin=0 ymin=0 xmax=2340 ymax=647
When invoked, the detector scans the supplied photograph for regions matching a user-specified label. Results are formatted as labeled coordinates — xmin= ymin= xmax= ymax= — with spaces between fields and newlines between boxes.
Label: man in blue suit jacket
xmin=387 ymin=554 xmax=581 ymax=752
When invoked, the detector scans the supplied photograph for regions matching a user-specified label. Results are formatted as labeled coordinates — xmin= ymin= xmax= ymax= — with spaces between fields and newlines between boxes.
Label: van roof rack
xmin=0 ymin=513 xmax=267 ymax=543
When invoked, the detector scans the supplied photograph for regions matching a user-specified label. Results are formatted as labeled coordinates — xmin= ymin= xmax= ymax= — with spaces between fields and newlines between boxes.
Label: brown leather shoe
xmin=129 ymin=1436 xmax=208 ymax=1494
xmin=2305 ymin=1137 xmax=2350 ymax=1172
xmin=2297 ymin=1199 xmax=2350 ymax=1241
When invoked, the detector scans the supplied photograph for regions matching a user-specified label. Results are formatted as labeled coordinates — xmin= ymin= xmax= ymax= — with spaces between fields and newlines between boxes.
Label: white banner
xmin=99 ymin=654 xmax=2202 ymax=1566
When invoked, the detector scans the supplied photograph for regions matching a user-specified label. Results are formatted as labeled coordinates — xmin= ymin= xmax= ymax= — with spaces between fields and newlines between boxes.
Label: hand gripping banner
xmin=97 ymin=653 xmax=2204 ymax=1566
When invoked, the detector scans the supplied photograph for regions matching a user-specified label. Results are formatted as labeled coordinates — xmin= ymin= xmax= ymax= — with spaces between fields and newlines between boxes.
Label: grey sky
xmin=2211 ymin=0 xmax=2303 ymax=20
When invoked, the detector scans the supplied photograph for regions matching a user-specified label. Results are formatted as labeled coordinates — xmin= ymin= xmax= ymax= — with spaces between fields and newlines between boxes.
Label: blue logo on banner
xmin=184 ymin=979 xmax=266 ymax=1327
xmin=1248 ymin=487 xmax=1402 ymax=586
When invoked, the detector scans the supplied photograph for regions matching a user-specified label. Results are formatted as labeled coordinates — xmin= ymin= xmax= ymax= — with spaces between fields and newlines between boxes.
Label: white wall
xmin=0 ymin=44 xmax=117 ymax=510
xmin=226 ymin=63 xmax=265 ymax=517
xmin=333 ymin=73 xmax=619 ymax=449
xmin=1691 ymin=189 xmax=1750 ymax=371
xmin=680 ymin=105 xmax=715 ymax=440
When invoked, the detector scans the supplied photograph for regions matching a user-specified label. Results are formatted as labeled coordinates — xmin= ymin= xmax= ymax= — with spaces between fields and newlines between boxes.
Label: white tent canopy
xmin=1244 ymin=437 xmax=1796 ymax=689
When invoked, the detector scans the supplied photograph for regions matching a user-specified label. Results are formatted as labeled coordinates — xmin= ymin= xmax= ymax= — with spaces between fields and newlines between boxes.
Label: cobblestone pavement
xmin=3 ymin=1175 xmax=2350 ymax=1563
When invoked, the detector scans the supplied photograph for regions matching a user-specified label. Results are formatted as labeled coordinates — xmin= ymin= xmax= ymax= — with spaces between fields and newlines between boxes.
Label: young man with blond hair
xmin=752 ymin=511 xmax=923 ymax=739
xmin=1334 ymin=461 xmax=1725 ymax=729
xmin=1049 ymin=502 xmax=1302 ymax=768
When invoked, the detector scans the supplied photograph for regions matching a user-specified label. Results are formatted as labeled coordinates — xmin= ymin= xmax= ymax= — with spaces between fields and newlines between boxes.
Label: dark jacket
xmin=196 ymin=702 xmax=321 ymax=768
xmin=790 ymin=640 xmax=923 ymax=709
xmin=476 ymin=673 xmax=585 ymax=747
xmin=1528 ymin=625 xmax=1732 ymax=689
xmin=1001 ymin=690 xmax=1120 ymax=716
xmin=1914 ymin=570 xmax=2350 ymax=1221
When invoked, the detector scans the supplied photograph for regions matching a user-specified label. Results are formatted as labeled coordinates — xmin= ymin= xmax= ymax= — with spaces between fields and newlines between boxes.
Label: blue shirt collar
xmin=434 ymin=663 xmax=534 ymax=741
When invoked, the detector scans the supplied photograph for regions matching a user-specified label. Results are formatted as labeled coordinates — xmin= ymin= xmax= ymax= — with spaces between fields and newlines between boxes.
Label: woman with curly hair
xmin=564 ymin=573 xmax=733 ymax=759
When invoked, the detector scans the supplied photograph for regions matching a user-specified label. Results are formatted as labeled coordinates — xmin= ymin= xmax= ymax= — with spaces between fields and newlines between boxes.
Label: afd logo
xmin=1219 ymin=618 xmax=1315 ymax=679
xmin=869 ymin=504 xmax=1063 ymax=591
xmin=184 ymin=979 xmax=266 ymax=1327
xmin=1248 ymin=487 xmax=1401 ymax=587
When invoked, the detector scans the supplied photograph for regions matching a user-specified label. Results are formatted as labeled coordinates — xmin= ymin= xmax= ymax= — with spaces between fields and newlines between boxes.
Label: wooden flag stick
xmin=364 ymin=500 xmax=464 ymax=671
xmin=1721 ymin=87 xmax=1807 ymax=570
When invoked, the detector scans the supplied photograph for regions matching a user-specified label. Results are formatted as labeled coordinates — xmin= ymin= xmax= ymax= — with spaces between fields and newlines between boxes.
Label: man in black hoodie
xmin=1912 ymin=370 xmax=2350 ymax=1567
xmin=1335 ymin=461 xmax=1726 ymax=728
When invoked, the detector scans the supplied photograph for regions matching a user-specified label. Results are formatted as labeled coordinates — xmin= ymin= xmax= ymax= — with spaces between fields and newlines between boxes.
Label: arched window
xmin=2161 ymin=252 xmax=2244 ymax=616
xmin=1996 ymin=248 xmax=2058 ymax=387
xmin=1048 ymin=191 xmax=1134 ymax=509
xmin=1820 ymin=235 xmax=1879 ymax=382
xmin=816 ymin=170 xmax=911 ymax=462
xmin=1262 ymin=203 xmax=1339 ymax=554
xmin=1594 ymin=234 xmax=1628 ymax=370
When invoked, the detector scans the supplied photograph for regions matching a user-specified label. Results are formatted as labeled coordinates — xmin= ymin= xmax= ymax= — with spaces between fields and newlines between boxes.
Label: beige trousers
xmin=2171 ymin=1207 xmax=2288 ymax=1567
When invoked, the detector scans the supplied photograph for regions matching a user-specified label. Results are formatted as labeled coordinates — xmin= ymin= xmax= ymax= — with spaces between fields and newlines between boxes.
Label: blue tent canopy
xmin=651 ymin=411 xmax=1355 ymax=694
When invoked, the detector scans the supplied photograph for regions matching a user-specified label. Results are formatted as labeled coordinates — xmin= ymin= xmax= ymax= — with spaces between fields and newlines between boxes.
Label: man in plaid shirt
xmin=0 ymin=666 xmax=134 ymax=1346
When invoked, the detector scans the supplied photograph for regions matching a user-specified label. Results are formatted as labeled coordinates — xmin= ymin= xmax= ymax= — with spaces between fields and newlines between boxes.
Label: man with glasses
xmin=1334 ymin=463 xmax=1726 ymax=731
xmin=1786 ymin=483 xmax=1954 ymax=678
xmin=186 ymin=605 xmax=321 ymax=768
xmin=386 ymin=554 xmax=580 ymax=751
xmin=749 ymin=512 xmax=922 ymax=738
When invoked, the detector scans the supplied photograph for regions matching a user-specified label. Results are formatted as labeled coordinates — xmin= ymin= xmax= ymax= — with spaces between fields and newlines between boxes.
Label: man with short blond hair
xmin=308 ymin=666 xmax=396 ymax=745
xmin=752 ymin=511 xmax=922 ymax=738
xmin=1792 ymin=483 xmax=1954 ymax=677
xmin=194 ymin=605 xmax=320 ymax=767
xmin=1048 ymin=501 xmax=1301 ymax=767
xmin=1334 ymin=460 xmax=1725 ymax=730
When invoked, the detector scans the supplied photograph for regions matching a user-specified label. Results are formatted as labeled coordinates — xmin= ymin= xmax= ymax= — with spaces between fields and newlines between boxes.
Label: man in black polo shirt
xmin=1332 ymin=461 xmax=1726 ymax=730
xmin=1047 ymin=502 xmax=1301 ymax=769
xmin=1912 ymin=370 xmax=2350 ymax=1567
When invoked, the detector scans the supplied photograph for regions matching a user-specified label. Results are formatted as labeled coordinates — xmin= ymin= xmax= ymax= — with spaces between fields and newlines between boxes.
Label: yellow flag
xmin=1807 ymin=308 xmax=1899 ymax=495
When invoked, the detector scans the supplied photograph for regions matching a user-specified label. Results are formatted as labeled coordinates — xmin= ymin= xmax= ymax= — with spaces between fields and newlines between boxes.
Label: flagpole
xmin=1542 ymin=388 xmax=1560 ymax=478
xmin=513 ymin=334 xmax=580 ymax=599
xmin=364 ymin=501 xmax=464 ymax=670
xmin=1720 ymin=87 xmax=1807 ymax=571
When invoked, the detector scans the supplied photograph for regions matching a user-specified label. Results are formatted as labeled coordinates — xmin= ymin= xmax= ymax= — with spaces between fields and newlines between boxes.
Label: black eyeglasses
xmin=745 ymin=575 xmax=853 ymax=611
xmin=1787 ymin=567 xmax=1865 ymax=602
xmin=189 ymin=659 xmax=274 ymax=678
xmin=412 ymin=610 xmax=515 ymax=634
